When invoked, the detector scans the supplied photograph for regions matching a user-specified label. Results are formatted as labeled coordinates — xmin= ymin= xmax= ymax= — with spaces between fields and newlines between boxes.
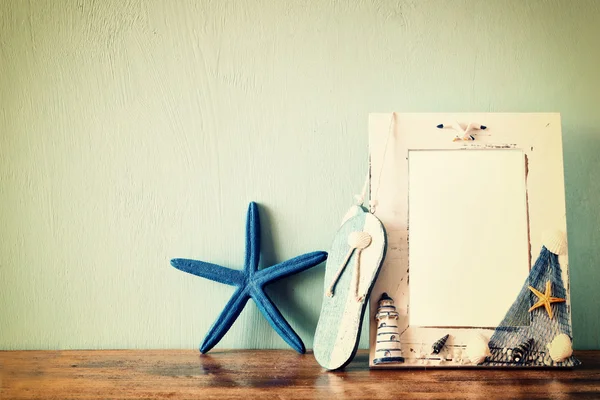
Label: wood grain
xmin=1 ymin=350 xmax=599 ymax=399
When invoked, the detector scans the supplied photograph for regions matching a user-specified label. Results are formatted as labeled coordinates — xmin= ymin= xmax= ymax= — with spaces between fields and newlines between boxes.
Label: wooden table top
xmin=1 ymin=350 xmax=599 ymax=399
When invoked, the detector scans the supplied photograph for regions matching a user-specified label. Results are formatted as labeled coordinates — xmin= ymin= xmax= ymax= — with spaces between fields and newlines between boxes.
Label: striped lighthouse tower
xmin=373 ymin=293 xmax=404 ymax=364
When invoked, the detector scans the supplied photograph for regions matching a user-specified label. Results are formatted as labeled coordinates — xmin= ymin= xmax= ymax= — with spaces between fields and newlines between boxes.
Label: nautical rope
xmin=355 ymin=112 xmax=396 ymax=214
xmin=326 ymin=231 xmax=372 ymax=301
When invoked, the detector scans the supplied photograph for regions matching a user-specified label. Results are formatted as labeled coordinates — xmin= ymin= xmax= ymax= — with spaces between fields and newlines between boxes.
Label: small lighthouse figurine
xmin=373 ymin=293 xmax=404 ymax=364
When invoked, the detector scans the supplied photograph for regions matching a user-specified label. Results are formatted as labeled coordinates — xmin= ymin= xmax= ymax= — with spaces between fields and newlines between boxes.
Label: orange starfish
xmin=528 ymin=280 xmax=566 ymax=319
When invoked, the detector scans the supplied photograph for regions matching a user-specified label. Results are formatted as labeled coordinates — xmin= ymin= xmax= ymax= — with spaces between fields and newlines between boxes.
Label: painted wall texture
xmin=1 ymin=0 xmax=599 ymax=351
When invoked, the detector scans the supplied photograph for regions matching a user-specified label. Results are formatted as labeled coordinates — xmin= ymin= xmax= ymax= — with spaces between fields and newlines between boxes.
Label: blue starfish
xmin=171 ymin=202 xmax=327 ymax=354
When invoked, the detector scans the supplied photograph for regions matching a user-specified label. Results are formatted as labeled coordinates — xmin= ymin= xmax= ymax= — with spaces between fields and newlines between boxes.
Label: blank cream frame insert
xmin=368 ymin=113 xmax=571 ymax=368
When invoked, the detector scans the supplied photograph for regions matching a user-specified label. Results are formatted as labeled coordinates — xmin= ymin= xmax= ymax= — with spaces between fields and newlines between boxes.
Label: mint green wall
xmin=1 ymin=0 xmax=599 ymax=350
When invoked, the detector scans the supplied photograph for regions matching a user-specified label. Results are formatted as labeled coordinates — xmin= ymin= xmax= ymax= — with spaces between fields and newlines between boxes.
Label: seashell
xmin=465 ymin=334 xmax=491 ymax=365
xmin=512 ymin=338 xmax=533 ymax=363
xmin=546 ymin=334 xmax=573 ymax=362
xmin=542 ymin=230 xmax=567 ymax=255
xmin=348 ymin=231 xmax=372 ymax=250
xmin=431 ymin=334 xmax=450 ymax=354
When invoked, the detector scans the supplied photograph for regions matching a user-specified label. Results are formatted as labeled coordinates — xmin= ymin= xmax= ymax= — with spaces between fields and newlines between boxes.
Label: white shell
xmin=348 ymin=231 xmax=372 ymax=249
xmin=542 ymin=230 xmax=567 ymax=255
xmin=465 ymin=334 xmax=491 ymax=365
xmin=546 ymin=334 xmax=573 ymax=362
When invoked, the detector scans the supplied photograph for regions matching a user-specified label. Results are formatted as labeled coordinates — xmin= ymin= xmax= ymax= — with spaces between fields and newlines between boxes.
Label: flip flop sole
xmin=314 ymin=208 xmax=386 ymax=370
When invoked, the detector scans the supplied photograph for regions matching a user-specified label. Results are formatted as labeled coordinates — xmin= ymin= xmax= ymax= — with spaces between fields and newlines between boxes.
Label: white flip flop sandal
xmin=313 ymin=205 xmax=386 ymax=370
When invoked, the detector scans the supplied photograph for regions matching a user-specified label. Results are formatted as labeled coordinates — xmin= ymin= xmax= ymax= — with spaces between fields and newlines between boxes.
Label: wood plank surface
xmin=1 ymin=350 xmax=599 ymax=399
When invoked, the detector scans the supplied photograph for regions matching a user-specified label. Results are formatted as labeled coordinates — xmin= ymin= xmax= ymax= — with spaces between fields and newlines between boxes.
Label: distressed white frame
xmin=368 ymin=113 xmax=571 ymax=368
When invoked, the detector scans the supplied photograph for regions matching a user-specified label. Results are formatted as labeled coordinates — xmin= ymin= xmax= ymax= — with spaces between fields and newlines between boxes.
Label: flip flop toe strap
xmin=326 ymin=231 xmax=372 ymax=301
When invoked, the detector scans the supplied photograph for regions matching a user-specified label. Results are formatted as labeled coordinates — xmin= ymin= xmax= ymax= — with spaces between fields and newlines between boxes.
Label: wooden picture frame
xmin=368 ymin=113 xmax=578 ymax=368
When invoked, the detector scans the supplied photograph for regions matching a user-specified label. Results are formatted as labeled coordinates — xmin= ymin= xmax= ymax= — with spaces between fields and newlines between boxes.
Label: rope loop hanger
xmin=355 ymin=112 xmax=397 ymax=214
